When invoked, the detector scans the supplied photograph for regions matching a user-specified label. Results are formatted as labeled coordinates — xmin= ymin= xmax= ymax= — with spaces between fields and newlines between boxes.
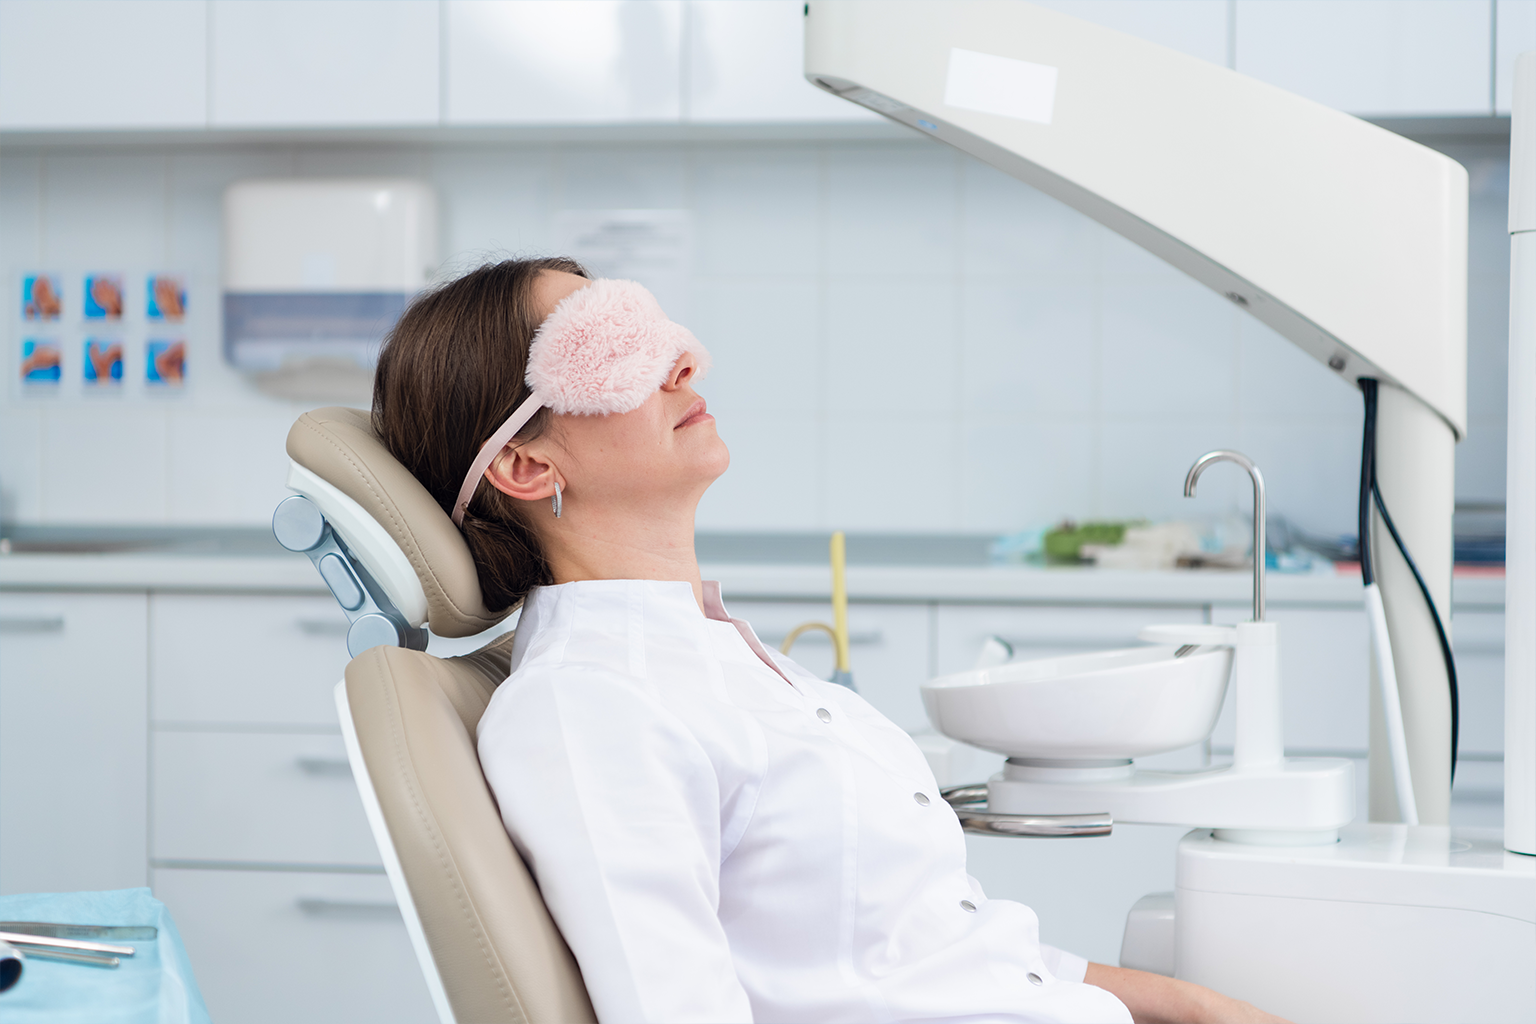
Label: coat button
xmin=1028 ymin=972 xmax=1043 ymax=986
xmin=913 ymin=792 xmax=930 ymax=806
xmin=816 ymin=708 xmax=832 ymax=723
xmin=960 ymin=900 xmax=977 ymax=912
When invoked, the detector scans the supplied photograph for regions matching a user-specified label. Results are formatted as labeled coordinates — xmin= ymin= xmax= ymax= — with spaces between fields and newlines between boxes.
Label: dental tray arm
xmin=803 ymin=0 xmax=1466 ymax=436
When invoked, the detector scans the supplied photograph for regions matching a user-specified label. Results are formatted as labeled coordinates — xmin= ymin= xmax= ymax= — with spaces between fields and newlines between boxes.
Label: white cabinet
xmin=684 ymin=0 xmax=880 ymax=122
xmin=153 ymin=733 xmax=380 ymax=867
xmin=1032 ymin=0 xmax=1229 ymax=66
xmin=154 ymin=867 xmax=434 ymax=1024
xmin=1234 ymin=0 xmax=1492 ymax=116
xmin=727 ymin=600 xmax=933 ymax=730
xmin=0 ymin=0 xmax=208 ymax=130
xmin=209 ymin=0 xmax=441 ymax=127
xmin=0 ymin=592 xmax=148 ymax=894
xmin=446 ymin=0 xmax=682 ymax=124
xmin=151 ymin=593 xmax=352 ymax=728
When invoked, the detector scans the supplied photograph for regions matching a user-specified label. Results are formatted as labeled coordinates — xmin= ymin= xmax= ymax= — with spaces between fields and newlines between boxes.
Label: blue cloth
xmin=0 ymin=888 xmax=210 ymax=1024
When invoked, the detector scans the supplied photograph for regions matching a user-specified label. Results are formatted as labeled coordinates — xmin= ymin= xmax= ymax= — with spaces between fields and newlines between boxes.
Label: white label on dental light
xmin=944 ymin=48 xmax=1057 ymax=125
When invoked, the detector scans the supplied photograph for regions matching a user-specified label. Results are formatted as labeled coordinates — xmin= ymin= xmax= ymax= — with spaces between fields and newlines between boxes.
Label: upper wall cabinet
xmin=1032 ymin=0 xmax=1229 ymax=66
xmin=445 ymin=0 xmax=682 ymax=123
xmin=684 ymin=0 xmax=879 ymax=122
xmin=1235 ymin=0 xmax=1492 ymax=116
xmin=1498 ymin=0 xmax=1536 ymax=113
xmin=209 ymin=0 xmax=440 ymax=127
xmin=0 ymin=0 xmax=207 ymax=130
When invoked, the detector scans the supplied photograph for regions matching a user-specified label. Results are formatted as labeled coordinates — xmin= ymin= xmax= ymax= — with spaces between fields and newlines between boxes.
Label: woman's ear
xmin=483 ymin=443 xmax=560 ymax=502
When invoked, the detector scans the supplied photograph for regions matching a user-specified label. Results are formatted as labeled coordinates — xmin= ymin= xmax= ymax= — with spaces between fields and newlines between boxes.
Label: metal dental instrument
xmin=15 ymin=946 xmax=120 ymax=969
xmin=0 ymin=921 xmax=157 ymax=941
xmin=0 ymin=929 xmax=135 ymax=957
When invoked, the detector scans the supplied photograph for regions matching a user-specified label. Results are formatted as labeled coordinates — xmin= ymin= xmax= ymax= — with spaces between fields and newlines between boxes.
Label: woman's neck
xmin=540 ymin=504 xmax=705 ymax=612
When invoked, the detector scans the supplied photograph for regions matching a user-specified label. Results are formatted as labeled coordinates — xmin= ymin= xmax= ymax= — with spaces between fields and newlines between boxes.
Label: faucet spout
xmin=1185 ymin=450 xmax=1266 ymax=622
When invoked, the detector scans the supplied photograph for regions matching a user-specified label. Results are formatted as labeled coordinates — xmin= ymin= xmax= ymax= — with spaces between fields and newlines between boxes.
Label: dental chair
xmin=274 ymin=407 xmax=597 ymax=1024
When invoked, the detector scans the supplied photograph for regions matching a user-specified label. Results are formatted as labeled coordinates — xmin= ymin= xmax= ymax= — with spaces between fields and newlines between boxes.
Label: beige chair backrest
xmin=288 ymin=407 xmax=595 ymax=1024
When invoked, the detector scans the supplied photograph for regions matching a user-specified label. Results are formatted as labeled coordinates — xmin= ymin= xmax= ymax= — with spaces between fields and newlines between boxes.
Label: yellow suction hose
xmin=830 ymin=531 xmax=851 ymax=677
xmin=777 ymin=531 xmax=857 ymax=691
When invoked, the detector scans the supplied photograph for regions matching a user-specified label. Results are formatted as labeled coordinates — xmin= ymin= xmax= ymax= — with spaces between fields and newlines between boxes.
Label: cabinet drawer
xmin=153 ymin=867 xmax=434 ymax=1024
xmin=152 ymin=594 xmax=352 ymax=726
xmin=1 ymin=592 xmax=148 ymax=894
xmin=726 ymin=600 xmax=932 ymax=731
xmin=934 ymin=604 xmax=1206 ymax=677
xmin=153 ymin=732 xmax=378 ymax=867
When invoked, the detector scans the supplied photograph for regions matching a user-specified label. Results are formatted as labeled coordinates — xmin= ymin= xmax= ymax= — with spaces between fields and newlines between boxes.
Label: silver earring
xmin=552 ymin=481 xmax=562 ymax=519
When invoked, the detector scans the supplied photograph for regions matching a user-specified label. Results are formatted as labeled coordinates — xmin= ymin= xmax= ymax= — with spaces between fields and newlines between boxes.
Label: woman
xmin=374 ymin=258 xmax=1282 ymax=1024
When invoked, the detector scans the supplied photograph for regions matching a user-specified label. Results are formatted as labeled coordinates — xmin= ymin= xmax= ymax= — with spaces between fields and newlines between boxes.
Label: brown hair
xmin=372 ymin=257 xmax=589 ymax=612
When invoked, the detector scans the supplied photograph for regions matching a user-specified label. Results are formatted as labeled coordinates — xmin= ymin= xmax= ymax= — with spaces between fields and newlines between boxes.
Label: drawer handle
xmin=296 ymin=898 xmax=398 ymax=918
xmin=0 ymin=616 xmax=65 ymax=633
xmin=296 ymin=618 xmax=350 ymax=636
xmin=296 ymin=757 xmax=352 ymax=778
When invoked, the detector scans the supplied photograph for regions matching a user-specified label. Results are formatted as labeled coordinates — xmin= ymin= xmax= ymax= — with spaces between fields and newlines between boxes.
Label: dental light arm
xmin=806 ymin=0 xmax=1466 ymax=824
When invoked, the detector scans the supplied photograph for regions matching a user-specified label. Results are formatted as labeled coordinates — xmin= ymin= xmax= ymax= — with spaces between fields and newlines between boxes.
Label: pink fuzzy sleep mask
xmin=451 ymin=278 xmax=711 ymax=526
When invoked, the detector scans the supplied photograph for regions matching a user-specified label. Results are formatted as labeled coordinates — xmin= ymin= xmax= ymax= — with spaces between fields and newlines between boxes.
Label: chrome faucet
xmin=1185 ymin=450 xmax=1266 ymax=622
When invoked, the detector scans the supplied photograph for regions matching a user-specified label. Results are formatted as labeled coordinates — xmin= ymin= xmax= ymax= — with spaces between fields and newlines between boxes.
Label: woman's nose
xmin=663 ymin=351 xmax=697 ymax=390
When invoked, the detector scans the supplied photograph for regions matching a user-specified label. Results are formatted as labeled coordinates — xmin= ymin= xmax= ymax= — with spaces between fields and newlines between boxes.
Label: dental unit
xmin=802 ymin=2 xmax=1534 ymax=1021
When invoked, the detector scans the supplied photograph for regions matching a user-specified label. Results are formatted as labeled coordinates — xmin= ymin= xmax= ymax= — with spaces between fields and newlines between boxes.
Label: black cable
xmin=1358 ymin=378 xmax=1461 ymax=782
xmin=1370 ymin=481 xmax=1461 ymax=780
xmin=1359 ymin=381 xmax=1378 ymax=587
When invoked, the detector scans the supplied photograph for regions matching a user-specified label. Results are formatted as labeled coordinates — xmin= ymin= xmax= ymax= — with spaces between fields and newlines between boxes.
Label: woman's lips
xmin=675 ymin=399 xmax=713 ymax=429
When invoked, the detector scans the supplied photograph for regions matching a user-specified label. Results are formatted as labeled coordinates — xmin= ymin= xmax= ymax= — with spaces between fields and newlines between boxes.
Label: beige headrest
xmin=287 ymin=407 xmax=508 ymax=638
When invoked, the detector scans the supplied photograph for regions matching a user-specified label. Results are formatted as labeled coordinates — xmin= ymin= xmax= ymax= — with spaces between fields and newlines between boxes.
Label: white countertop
xmin=0 ymin=551 xmax=1505 ymax=609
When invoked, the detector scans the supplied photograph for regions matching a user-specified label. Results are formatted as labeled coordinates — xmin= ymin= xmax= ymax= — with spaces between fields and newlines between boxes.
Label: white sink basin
xmin=921 ymin=645 xmax=1233 ymax=762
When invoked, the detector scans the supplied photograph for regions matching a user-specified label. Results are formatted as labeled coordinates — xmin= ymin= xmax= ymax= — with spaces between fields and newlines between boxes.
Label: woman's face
xmin=525 ymin=271 xmax=730 ymax=514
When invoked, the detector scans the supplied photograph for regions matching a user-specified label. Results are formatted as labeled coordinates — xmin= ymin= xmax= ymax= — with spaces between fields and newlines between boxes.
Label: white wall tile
xmin=557 ymin=146 xmax=689 ymax=209
xmin=826 ymin=279 xmax=958 ymax=416
xmin=1236 ymin=315 xmax=1360 ymax=425
xmin=432 ymin=147 xmax=557 ymax=266
xmin=1236 ymin=420 xmax=1361 ymax=535
xmin=210 ymin=1 xmax=440 ymax=128
xmin=824 ymin=413 xmax=957 ymax=530
xmin=1235 ymin=0 xmax=1493 ymax=116
xmin=1456 ymin=418 xmax=1509 ymax=505
xmin=696 ymin=413 xmax=821 ymax=531
xmin=447 ymin=1 xmax=682 ymax=124
xmin=1099 ymin=419 xmax=1244 ymax=521
xmin=0 ymin=408 xmax=43 ymax=521
xmin=690 ymin=279 xmax=820 ymax=416
xmin=42 ymin=154 xmax=168 ymax=267
xmin=961 ymin=160 xmax=1098 ymax=282
xmin=169 ymin=148 xmax=296 ymax=274
xmin=1497 ymin=0 xmax=1536 ymax=113
xmin=825 ymin=144 xmax=959 ymax=277
xmin=693 ymin=148 xmax=820 ymax=276
xmin=960 ymin=282 xmax=1095 ymax=417
xmin=1099 ymin=281 xmax=1239 ymax=421
xmin=959 ymin=417 xmax=1097 ymax=531
xmin=685 ymin=0 xmax=882 ymax=123
xmin=41 ymin=406 xmax=168 ymax=523
xmin=1032 ymin=0 xmax=1230 ymax=66
xmin=0 ymin=156 xmax=43 ymax=270
xmin=166 ymin=411 xmax=293 ymax=524
xmin=0 ymin=1 xmax=207 ymax=130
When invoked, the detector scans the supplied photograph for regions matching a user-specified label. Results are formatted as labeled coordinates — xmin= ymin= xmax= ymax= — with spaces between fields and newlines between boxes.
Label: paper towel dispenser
xmin=223 ymin=178 xmax=438 ymax=398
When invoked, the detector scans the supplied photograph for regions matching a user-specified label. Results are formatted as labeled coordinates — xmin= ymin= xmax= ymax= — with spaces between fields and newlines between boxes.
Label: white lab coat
xmin=478 ymin=579 xmax=1132 ymax=1024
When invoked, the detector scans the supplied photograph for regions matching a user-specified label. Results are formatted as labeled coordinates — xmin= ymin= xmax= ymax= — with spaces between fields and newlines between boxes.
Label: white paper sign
xmin=554 ymin=209 xmax=693 ymax=323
